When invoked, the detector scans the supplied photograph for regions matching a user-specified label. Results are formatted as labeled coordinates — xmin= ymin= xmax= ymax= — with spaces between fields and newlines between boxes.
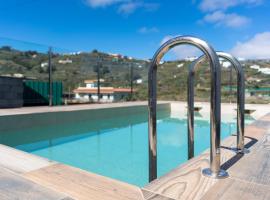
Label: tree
xmin=133 ymin=73 xmax=141 ymax=81
xmin=0 ymin=46 xmax=12 ymax=51
xmin=93 ymin=63 xmax=110 ymax=78
xmin=92 ymin=49 xmax=98 ymax=54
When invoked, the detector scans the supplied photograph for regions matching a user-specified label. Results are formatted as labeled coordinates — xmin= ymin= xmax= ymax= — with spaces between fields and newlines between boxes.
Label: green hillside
xmin=0 ymin=46 xmax=269 ymax=103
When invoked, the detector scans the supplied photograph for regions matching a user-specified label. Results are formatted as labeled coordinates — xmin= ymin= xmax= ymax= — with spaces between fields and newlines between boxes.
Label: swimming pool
xmin=0 ymin=105 xmax=253 ymax=187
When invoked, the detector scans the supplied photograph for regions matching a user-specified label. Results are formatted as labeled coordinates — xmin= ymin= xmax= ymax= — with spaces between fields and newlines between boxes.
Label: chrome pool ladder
xmin=188 ymin=52 xmax=249 ymax=160
xmin=148 ymin=35 xmax=228 ymax=182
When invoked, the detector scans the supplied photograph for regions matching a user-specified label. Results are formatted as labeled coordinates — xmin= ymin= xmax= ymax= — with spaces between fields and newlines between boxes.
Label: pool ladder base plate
xmin=231 ymin=147 xmax=250 ymax=154
xmin=202 ymin=168 xmax=229 ymax=179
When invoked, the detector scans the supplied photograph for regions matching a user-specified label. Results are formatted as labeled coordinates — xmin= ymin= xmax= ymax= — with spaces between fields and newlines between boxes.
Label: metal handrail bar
xmin=148 ymin=36 xmax=227 ymax=182
xmin=188 ymin=52 xmax=248 ymax=157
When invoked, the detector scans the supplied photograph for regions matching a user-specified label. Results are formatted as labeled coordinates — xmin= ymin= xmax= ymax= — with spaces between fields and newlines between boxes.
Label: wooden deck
xmin=144 ymin=113 xmax=270 ymax=200
xmin=25 ymin=164 xmax=144 ymax=200
xmin=0 ymin=167 xmax=72 ymax=200
xmin=0 ymin=144 xmax=55 ymax=174
xmin=0 ymin=113 xmax=269 ymax=199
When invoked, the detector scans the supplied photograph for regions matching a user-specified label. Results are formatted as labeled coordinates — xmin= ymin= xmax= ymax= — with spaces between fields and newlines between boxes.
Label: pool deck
xmin=143 ymin=113 xmax=270 ymax=200
xmin=0 ymin=102 xmax=270 ymax=199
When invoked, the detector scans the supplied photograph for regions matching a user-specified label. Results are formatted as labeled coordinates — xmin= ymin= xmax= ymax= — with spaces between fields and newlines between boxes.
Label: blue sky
xmin=0 ymin=0 xmax=270 ymax=59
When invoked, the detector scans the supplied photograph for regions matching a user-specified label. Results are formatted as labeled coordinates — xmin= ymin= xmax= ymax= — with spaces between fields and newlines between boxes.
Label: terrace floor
xmin=143 ymin=113 xmax=270 ymax=200
xmin=0 ymin=102 xmax=270 ymax=199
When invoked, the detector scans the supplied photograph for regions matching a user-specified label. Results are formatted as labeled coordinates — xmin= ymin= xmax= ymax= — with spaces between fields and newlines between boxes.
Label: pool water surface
xmin=0 ymin=110 xmax=253 ymax=186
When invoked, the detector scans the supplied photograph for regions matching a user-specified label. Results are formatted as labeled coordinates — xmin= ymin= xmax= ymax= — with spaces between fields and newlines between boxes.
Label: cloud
xmin=197 ymin=0 xmax=263 ymax=29
xmin=201 ymin=11 xmax=250 ymax=28
xmin=85 ymin=0 xmax=159 ymax=15
xmin=199 ymin=0 xmax=263 ymax=12
xmin=230 ymin=32 xmax=270 ymax=59
xmin=118 ymin=1 xmax=159 ymax=15
xmin=141 ymin=2 xmax=159 ymax=12
xmin=160 ymin=36 xmax=202 ymax=59
xmin=138 ymin=27 xmax=159 ymax=34
xmin=85 ymin=0 xmax=125 ymax=8
xmin=118 ymin=1 xmax=140 ymax=14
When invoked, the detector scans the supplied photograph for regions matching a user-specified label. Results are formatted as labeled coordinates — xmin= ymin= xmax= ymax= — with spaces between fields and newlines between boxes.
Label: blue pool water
xmin=0 ymin=110 xmax=253 ymax=186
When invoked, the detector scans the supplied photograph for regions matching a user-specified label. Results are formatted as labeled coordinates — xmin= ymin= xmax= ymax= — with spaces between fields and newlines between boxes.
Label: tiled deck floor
xmin=144 ymin=113 xmax=270 ymax=200
xmin=0 ymin=111 xmax=269 ymax=199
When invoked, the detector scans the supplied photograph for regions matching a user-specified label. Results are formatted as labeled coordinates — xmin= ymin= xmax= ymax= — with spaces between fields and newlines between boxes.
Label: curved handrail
xmin=148 ymin=36 xmax=227 ymax=182
xmin=188 ymin=52 xmax=247 ymax=157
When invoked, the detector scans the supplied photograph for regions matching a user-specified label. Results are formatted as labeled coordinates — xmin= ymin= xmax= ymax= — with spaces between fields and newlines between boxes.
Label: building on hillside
xmin=58 ymin=59 xmax=72 ymax=64
xmin=184 ymin=56 xmax=198 ymax=62
xmin=247 ymin=77 xmax=262 ymax=83
xmin=41 ymin=62 xmax=48 ymax=68
xmin=136 ymin=79 xmax=143 ymax=84
xmin=221 ymin=61 xmax=231 ymax=68
xmin=258 ymin=68 xmax=270 ymax=75
xmin=159 ymin=61 xmax=165 ymax=64
xmin=73 ymin=80 xmax=133 ymax=102
xmin=177 ymin=63 xmax=184 ymax=68
xmin=249 ymin=65 xmax=270 ymax=75
xmin=250 ymin=65 xmax=261 ymax=70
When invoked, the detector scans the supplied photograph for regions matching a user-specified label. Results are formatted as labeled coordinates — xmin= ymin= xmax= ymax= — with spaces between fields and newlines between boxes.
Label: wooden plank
xmin=244 ymin=131 xmax=270 ymax=154
xmin=142 ymin=189 xmax=175 ymax=200
xmin=144 ymin=153 xmax=218 ymax=200
xmin=0 ymin=167 xmax=72 ymax=200
xmin=261 ymin=114 xmax=270 ymax=122
xmin=143 ymin=132 xmax=257 ymax=200
xmin=249 ymin=120 xmax=270 ymax=131
xmin=0 ymin=144 xmax=55 ymax=174
xmin=228 ymin=133 xmax=270 ymax=186
xmin=201 ymin=178 xmax=270 ymax=200
xmin=24 ymin=163 xmax=144 ymax=200
xmin=245 ymin=126 xmax=267 ymax=139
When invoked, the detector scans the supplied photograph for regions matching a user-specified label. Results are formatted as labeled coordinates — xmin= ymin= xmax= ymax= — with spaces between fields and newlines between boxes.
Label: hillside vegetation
xmin=0 ymin=46 xmax=269 ymax=103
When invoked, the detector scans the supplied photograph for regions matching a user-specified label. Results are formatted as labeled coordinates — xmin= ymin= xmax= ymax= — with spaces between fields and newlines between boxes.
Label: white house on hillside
xmin=250 ymin=65 xmax=261 ymax=70
xmin=184 ymin=56 xmax=198 ymax=62
xmin=250 ymin=65 xmax=270 ymax=74
xmin=73 ymin=80 xmax=133 ymax=102
xmin=258 ymin=68 xmax=270 ymax=75
xmin=223 ymin=61 xmax=231 ymax=68
xmin=58 ymin=59 xmax=72 ymax=64
xmin=41 ymin=62 xmax=48 ymax=68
